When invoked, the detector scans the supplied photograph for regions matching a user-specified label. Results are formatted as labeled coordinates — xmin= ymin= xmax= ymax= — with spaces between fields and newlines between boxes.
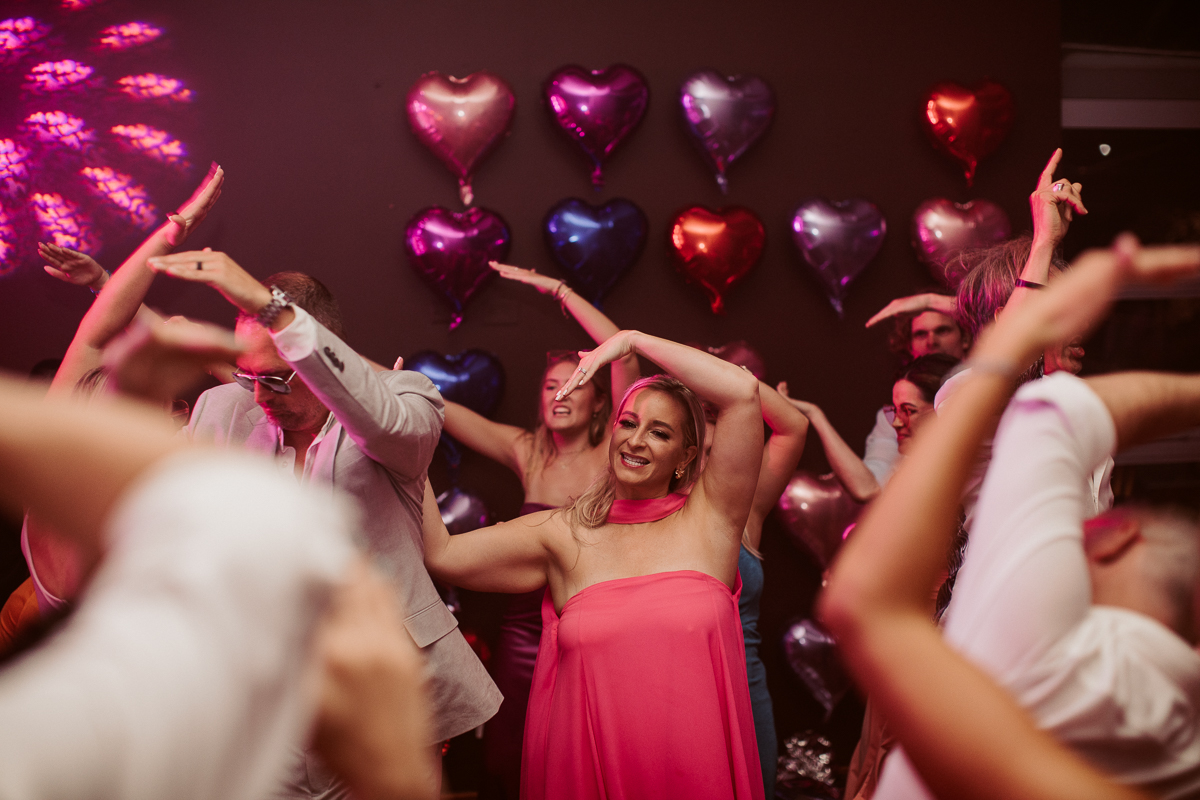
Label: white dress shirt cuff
xmin=270 ymin=305 xmax=318 ymax=362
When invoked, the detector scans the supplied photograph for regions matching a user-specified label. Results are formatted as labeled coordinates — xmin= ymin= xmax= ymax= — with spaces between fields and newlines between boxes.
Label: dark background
xmin=1 ymin=0 xmax=1069 ymax=790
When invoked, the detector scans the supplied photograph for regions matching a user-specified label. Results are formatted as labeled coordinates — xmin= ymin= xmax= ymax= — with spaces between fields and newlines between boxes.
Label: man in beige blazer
xmin=152 ymin=249 xmax=501 ymax=798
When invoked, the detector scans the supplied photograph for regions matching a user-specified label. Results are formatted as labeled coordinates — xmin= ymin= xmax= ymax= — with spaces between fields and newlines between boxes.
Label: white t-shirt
xmin=863 ymin=406 xmax=900 ymax=485
xmin=877 ymin=373 xmax=1200 ymax=800
xmin=0 ymin=451 xmax=353 ymax=800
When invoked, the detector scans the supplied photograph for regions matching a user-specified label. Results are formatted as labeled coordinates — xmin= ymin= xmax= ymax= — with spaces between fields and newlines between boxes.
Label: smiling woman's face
xmin=540 ymin=360 xmax=601 ymax=434
xmin=609 ymin=388 xmax=694 ymax=499
xmin=891 ymin=379 xmax=935 ymax=455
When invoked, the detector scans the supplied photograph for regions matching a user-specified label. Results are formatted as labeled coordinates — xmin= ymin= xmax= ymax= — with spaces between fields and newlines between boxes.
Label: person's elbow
xmin=730 ymin=368 xmax=760 ymax=407
xmin=817 ymin=568 xmax=876 ymax=650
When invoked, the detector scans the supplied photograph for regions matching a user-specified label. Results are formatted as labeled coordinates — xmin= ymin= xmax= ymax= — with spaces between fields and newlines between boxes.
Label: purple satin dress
xmin=481 ymin=502 xmax=552 ymax=800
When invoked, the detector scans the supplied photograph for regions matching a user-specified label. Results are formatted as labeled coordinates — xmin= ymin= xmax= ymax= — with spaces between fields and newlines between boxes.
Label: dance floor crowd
xmin=1 ymin=150 xmax=1199 ymax=800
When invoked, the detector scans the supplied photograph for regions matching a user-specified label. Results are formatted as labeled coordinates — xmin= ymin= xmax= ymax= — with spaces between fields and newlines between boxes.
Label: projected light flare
xmin=0 ymin=6 xmax=196 ymax=275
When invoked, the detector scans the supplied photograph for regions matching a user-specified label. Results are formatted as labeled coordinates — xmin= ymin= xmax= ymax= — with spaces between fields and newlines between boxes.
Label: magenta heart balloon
xmin=791 ymin=198 xmax=886 ymax=317
xmin=680 ymin=70 xmax=775 ymax=193
xmin=406 ymin=71 xmax=516 ymax=206
xmin=911 ymin=198 xmax=1011 ymax=288
xmin=706 ymin=340 xmax=767 ymax=381
xmin=544 ymin=64 xmax=649 ymax=188
xmin=775 ymin=471 xmax=863 ymax=568
xmin=404 ymin=206 xmax=511 ymax=329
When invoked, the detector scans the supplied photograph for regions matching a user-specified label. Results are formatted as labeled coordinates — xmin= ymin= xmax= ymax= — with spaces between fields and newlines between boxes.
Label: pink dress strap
xmin=522 ymin=570 xmax=763 ymax=800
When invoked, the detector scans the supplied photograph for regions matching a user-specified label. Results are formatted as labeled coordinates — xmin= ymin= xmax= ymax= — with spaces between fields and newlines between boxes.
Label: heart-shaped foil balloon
xmin=782 ymin=618 xmax=852 ymax=720
xmin=669 ymin=206 xmax=765 ymax=314
xmin=437 ymin=485 xmax=491 ymax=535
xmin=922 ymin=80 xmax=1015 ymax=186
xmin=911 ymin=198 xmax=1011 ymax=288
xmin=543 ymin=197 xmax=647 ymax=307
xmin=406 ymin=349 xmax=506 ymax=418
xmin=406 ymin=71 xmax=516 ymax=205
xmin=775 ymin=471 xmax=863 ymax=568
xmin=791 ymin=198 xmax=886 ymax=317
xmin=706 ymin=340 xmax=767 ymax=381
xmin=680 ymin=70 xmax=775 ymax=193
xmin=544 ymin=64 xmax=649 ymax=188
xmin=404 ymin=206 xmax=511 ymax=329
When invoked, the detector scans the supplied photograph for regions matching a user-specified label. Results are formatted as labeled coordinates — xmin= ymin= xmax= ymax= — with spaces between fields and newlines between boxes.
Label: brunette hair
xmin=885 ymin=296 xmax=968 ymax=362
xmin=567 ymin=375 xmax=706 ymax=529
xmin=893 ymin=352 xmax=959 ymax=403
xmin=953 ymin=234 xmax=1067 ymax=341
xmin=237 ymin=271 xmax=344 ymax=338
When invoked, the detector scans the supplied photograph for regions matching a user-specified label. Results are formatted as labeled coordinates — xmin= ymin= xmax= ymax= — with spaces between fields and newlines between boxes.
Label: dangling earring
xmin=674 ymin=467 xmax=683 ymax=479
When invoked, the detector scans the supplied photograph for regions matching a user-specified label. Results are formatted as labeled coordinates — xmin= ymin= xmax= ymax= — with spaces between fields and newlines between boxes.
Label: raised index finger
xmin=1036 ymin=148 xmax=1062 ymax=189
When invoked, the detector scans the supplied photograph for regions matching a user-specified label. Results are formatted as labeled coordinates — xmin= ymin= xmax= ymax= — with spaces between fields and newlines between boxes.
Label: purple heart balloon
xmin=543 ymin=197 xmax=648 ymax=307
xmin=680 ymin=70 xmax=775 ymax=193
xmin=791 ymin=198 xmax=887 ymax=317
xmin=544 ymin=64 xmax=649 ymax=188
xmin=438 ymin=485 xmax=491 ymax=535
xmin=782 ymin=618 xmax=852 ymax=720
xmin=404 ymin=206 xmax=511 ymax=329
xmin=911 ymin=198 xmax=1011 ymax=288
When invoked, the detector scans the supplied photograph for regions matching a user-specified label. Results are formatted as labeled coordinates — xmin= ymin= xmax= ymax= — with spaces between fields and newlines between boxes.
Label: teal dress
xmin=739 ymin=545 xmax=776 ymax=799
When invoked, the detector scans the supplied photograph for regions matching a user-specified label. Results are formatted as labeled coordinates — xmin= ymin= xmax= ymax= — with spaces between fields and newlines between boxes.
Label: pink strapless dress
xmin=521 ymin=570 xmax=764 ymax=800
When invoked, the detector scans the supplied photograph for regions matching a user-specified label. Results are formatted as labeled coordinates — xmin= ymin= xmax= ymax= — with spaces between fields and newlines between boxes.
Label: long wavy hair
xmin=567 ymin=375 xmax=706 ymax=530
xmin=525 ymin=351 xmax=613 ymax=477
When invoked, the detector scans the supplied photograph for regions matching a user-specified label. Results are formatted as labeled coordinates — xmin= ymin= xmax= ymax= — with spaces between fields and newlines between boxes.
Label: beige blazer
xmin=188 ymin=319 xmax=501 ymax=742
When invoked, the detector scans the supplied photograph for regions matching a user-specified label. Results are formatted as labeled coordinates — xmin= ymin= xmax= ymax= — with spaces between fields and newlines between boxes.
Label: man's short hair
xmin=238 ymin=272 xmax=344 ymax=339
xmin=886 ymin=296 xmax=963 ymax=362
xmin=1127 ymin=505 xmax=1200 ymax=642
xmin=953 ymin=233 xmax=1068 ymax=341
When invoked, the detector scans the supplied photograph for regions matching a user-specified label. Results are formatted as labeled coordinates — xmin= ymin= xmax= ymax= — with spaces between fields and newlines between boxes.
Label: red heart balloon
xmin=922 ymin=80 xmax=1014 ymax=186
xmin=669 ymin=206 xmax=764 ymax=314
xmin=775 ymin=471 xmax=863 ymax=568
xmin=406 ymin=71 xmax=516 ymax=206
xmin=911 ymin=198 xmax=1011 ymax=287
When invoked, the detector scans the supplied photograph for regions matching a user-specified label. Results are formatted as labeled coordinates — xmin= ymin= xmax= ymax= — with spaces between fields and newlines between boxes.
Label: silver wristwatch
xmin=255 ymin=285 xmax=293 ymax=328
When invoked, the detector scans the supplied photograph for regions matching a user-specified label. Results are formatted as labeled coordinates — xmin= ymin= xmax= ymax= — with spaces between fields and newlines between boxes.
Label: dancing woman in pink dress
xmin=422 ymin=330 xmax=765 ymax=800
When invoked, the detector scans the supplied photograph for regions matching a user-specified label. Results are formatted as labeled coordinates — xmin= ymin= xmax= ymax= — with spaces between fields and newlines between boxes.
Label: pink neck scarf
xmin=607 ymin=492 xmax=688 ymax=524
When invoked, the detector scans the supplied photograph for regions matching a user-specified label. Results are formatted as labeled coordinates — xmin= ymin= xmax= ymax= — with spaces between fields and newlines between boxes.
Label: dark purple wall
xmin=1 ymin=0 xmax=1060 ymax=757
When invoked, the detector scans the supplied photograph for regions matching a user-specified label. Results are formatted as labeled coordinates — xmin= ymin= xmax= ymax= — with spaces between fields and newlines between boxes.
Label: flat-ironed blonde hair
xmin=566 ymin=375 xmax=706 ymax=530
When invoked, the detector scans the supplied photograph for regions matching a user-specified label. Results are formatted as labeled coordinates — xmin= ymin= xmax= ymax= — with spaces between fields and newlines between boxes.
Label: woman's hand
xmin=490 ymin=261 xmax=565 ymax=295
xmin=40 ymin=242 xmax=108 ymax=289
xmin=103 ymin=315 xmax=242 ymax=404
xmin=1029 ymin=148 xmax=1086 ymax=251
xmin=865 ymin=293 xmax=956 ymax=329
xmin=776 ymin=381 xmax=823 ymax=420
xmin=148 ymin=249 xmax=273 ymax=315
xmin=163 ymin=164 xmax=224 ymax=247
xmin=555 ymin=330 xmax=639 ymax=400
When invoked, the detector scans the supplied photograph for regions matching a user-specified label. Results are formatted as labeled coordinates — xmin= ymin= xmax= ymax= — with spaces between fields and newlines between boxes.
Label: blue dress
xmin=739 ymin=545 xmax=776 ymax=799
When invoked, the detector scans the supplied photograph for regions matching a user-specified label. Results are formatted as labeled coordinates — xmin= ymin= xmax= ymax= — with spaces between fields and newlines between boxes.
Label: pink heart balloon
xmin=406 ymin=71 xmax=516 ymax=206
xmin=544 ymin=64 xmax=649 ymax=188
xmin=775 ymin=471 xmax=863 ymax=568
xmin=404 ymin=206 xmax=511 ymax=330
xmin=911 ymin=198 xmax=1011 ymax=288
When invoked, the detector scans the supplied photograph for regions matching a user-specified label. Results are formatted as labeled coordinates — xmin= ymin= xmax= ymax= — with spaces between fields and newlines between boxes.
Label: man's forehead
xmin=913 ymin=310 xmax=954 ymax=331
xmin=234 ymin=320 xmax=286 ymax=370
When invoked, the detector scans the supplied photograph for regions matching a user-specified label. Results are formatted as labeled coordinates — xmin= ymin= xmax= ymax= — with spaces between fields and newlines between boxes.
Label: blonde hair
xmin=567 ymin=375 xmax=706 ymax=529
xmin=524 ymin=352 xmax=612 ymax=477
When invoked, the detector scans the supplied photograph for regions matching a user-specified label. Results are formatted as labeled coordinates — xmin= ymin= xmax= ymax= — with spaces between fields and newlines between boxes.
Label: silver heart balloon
xmin=791 ymin=199 xmax=886 ymax=317
xmin=782 ymin=618 xmax=852 ymax=720
xmin=775 ymin=471 xmax=863 ymax=568
xmin=438 ymin=486 xmax=490 ymax=535
xmin=911 ymin=198 xmax=1011 ymax=288
xmin=680 ymin=70 xmax=775 ymax=193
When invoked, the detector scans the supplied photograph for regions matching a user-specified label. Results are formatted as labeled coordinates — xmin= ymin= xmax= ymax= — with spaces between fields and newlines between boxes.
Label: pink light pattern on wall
xmin=0 ymin=18 xmax=49 ymax=61
xmin=27 ymin=59 xmax=94 ymax=91
xmin=62 ymin=0 xmax=106 ymax=10
xmin=80 ymin=166 xmax=157 ymax=229
xmin=24 ymin=110 xmax=96 ymax=150
xmin=31 ymin=192 xmax=99 ymax=253
xmin=98 ymin=22 xmax=162 ymax=51
xmin=0 ymin=206 xmax=16 ymax=275
xmin=117 ymin=73 xmax=193 ymax=102
xmin=110 ymin=124 xmax=188 ymax=168
xmin=0 ymin=140 xmax=30 ymax=197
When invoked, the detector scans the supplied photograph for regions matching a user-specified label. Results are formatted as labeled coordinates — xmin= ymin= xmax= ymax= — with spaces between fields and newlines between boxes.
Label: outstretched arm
xmin=492 ymin=261 xmax=641 ymax=401
xmin=442 ymin=401 xmax=528 ymax=475
xmin=558 ymin=331 xmax=761 ymax=535
xmin=820 ymin=235 xmax=1199 ymax=800
xmin=745 ymin=382 xmax=808 ymax=548
xmin=420 ymin=481 xmax=550 ymax=593
xmin=865 ymin=293 xmax=956 ymax=329
xmin=49 ymin=164 xmax=225 ymax=396
xmin=778 ymin=383 xmax=880 ymax=502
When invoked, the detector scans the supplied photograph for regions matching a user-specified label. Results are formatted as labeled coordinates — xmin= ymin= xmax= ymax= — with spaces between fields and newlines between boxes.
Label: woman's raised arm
xmin=50 ymin=164 xmax=224 ymax=395
xmin=491 ymin=261 xmax=641 ymax=403
xmin=745 ymin=382 xmax=808 ymax=547
xmin=442 ymin=401 xmax=529 ymax=475
xmin=777 ymin=384 xmax=881 ymax=502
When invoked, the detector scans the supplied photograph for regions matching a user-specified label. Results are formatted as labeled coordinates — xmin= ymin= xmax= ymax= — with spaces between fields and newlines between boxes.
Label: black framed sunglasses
xmin=232 ymin=370 xmax=298 ymax=394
